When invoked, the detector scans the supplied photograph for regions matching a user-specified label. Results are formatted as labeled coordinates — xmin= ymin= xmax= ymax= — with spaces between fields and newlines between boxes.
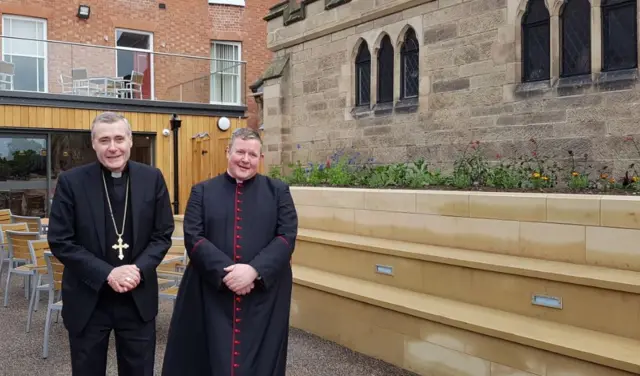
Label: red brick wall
xmin=0 ymin=0 xmax=277 ymax=127
xmin=209 ymin=1 xmax=279 ymax=128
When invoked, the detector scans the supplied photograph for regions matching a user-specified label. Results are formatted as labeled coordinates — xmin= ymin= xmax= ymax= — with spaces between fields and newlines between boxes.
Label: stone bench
xmin=291 ymin=229 xmax=640 ymax=375
xmin=292 ymin=264 xmax=640 ymax=374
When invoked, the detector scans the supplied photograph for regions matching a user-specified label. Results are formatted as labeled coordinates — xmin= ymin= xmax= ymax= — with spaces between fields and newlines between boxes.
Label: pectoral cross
xmin=112 ymin=236 xmax=129 ymax=260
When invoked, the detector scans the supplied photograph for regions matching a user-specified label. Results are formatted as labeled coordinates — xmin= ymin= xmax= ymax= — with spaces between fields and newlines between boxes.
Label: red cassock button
xmin=234 ymin=364 xmax=239 ymax=368
xmin=236 ymin=307 xmax=241 ymax=311
xmin=236 ymin=226 xmax=241 ymax=230
xmin=234 ymin=329 xmax=240 ymax=333
xmin=235 ymin=340 xmax=240 ymax=344
xmin=235 ymin=255 xmax=241 ymax=260
xmin=236 ymin=245 xmax=241 ymax=249
xmin=234 ymin=351 xmax=240 ymax=356
xmin=235 ymin=318 xmax=241 ymax=323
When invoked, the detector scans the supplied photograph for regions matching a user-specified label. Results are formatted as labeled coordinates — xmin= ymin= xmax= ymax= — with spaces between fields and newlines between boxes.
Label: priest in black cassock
xmin=162 ymin=127 xmax=299 ymax=376
xmin=47 ymin=112 xmax=174 ymax=376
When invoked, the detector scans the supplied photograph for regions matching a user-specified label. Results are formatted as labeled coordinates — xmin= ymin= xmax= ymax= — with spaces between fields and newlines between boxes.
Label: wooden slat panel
xmin=0 ymin=210 xmax=11 ymax=225
xmin=1 ymin=223 xmax=28 ymax=242
xmin=9 ymin=235 xmax=39 ymax=260
xmin=0 ymin=104 xmax=247 ymax=213
xmin=30 ymin=240 xmax=50 ymax=273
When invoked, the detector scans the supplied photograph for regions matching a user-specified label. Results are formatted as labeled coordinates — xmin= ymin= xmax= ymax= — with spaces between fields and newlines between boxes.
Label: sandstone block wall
xmin=262 ymin=0 xmax=640 ymax=176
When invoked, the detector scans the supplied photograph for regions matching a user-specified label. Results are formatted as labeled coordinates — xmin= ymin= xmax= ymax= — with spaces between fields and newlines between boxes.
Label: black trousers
xmin=68 ymin=290 xmax=156 ymax=376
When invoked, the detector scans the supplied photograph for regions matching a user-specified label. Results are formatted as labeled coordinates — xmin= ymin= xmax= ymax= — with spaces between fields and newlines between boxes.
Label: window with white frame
xmin=210 ymin=41 xmax=242 ymax=105
xmin=208 ymin=0 xmax=246 ymax=6
xmin=115 ymin=29 xmax=154 ymax=100
xmin=1 ymin=15 xmax=47 ymax=92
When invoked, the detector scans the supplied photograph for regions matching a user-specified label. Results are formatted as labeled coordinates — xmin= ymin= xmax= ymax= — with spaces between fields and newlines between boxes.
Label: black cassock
xmin=162 ymin=172 xmax=298 ymax=376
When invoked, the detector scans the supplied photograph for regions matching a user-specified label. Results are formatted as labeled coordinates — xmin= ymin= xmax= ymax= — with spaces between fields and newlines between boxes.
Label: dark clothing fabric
xmin=68 ymin=293 xmax=155 ymax=376
xmin=102 ymin=165 xmax=134 ymax=267
xmin=47 ymin=160 xmax=174 ymax=375
xmin=161 ymin=172 xmax=298 ymax=376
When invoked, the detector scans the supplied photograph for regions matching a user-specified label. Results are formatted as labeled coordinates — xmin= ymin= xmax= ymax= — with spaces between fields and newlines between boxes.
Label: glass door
xmin=0 ymin=133 xmax=48 ymax=217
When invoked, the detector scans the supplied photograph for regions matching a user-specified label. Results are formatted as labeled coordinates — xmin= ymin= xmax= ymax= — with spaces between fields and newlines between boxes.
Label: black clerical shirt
xmin=101 ymin=165 xmax=134 ymax=268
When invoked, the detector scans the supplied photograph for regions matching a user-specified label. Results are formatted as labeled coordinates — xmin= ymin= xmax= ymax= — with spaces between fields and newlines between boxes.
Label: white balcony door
xmin=1 ymin=15 xmax=47 ymax=93
xmin=210 ymin=41 xmax=241 ymax=105
xmin=115 ymin=29 xmax=154 ymax=100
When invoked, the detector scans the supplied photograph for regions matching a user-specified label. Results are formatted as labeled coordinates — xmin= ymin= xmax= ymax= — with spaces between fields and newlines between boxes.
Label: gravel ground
xmin=0 ymin=273 xmax=417 ymax=376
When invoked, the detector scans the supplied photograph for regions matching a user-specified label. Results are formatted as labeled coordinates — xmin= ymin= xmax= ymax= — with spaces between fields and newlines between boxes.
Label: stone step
xmin=295 ymin=228 xmax=640 ymax=340
xmin=291 ymin=264 xmax=640 ymax=375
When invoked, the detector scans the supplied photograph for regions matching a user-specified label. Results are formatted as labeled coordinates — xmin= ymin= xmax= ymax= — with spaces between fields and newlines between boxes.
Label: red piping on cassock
xmin=277 ymin=236 xmax=289 ymax=246
xmin=191 ymin=238 xmax=205 ymax=254
xmin=231 ymin=182 xmax=243 ymax=375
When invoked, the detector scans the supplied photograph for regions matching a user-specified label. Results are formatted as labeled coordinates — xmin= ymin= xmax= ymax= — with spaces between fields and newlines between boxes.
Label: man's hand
xmin=107 ymin=265 xmax=141 ymax=293
xmin=235 ymin=282 xmax=255 ymax=296
xmin=223 ymin=264 xmax=258 ymax=295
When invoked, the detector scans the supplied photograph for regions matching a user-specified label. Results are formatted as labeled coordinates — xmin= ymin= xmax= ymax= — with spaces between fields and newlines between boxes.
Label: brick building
xmin=259 ymin=0 xmax=640 ymax=176
xmin=0 ymin=0 xmax=277 ymax=128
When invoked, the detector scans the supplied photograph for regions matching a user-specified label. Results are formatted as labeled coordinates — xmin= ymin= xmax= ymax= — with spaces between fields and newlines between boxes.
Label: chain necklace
xmin=102 ymin=172 xmax=130 ymax=260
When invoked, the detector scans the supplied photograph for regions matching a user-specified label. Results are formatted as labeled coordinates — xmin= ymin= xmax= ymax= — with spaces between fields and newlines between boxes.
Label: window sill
xmin=556 ymin=74 xmax=592 ymax=96
xmin=514 ymin=80 xmax=552 ymax=99
xmin=395 ymin=97 xmax=418 ymax=114
xmin=210 ymin=101 xmax=243 ymax=106
xmin=373 ymin=101 xmax=393 ymax=116
xmin=350 ymin=104 xmax=372 ymax=119
xmin=595 ymin=68 xmax=638 ymax=91
xmin=208 ymin=0 xmax=245 ymax=6
xmin=512 ymin=68 xmax=639 ymax=99
xmin=350 ymin=97 xmax=420 ymax=118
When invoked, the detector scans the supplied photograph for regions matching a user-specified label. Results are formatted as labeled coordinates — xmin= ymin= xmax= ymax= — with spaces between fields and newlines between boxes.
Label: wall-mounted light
xmin=218 ymin=117 xmax=231 ymax=131
xmin=77 ymin=5 xmax=91 ymax=20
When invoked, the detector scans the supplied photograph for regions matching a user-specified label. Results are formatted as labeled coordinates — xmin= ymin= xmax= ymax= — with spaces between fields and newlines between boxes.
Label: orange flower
xmin=633 ymin=176 xmax=639 ymax=183
xmin=572 ymin=171 xmax=579 ymax=177
xmin=609 ymin=177 xmax=615 ymax=184
xmin=532 ymin=172 xmax=540 ymax=178
xmin=542 ymin=176 xmax=549 ymax=181
xmin=600 ymin=173 xmax=608 ymax=179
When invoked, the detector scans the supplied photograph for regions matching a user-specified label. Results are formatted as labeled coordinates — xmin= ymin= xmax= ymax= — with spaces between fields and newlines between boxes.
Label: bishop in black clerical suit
xmin=47 ymin=112 xmax=174 ymax=376
xmin=162 ymin=128 xmax=298 ymax=376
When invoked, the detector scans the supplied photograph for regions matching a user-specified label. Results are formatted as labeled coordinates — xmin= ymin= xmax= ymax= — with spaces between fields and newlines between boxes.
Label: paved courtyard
xmin=0 ymin=273 xmax=416 ymax=376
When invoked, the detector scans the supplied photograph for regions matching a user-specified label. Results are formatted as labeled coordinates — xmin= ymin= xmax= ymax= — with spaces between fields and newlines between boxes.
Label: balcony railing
xmin=0 ymin=35 xmax=247 ymax=107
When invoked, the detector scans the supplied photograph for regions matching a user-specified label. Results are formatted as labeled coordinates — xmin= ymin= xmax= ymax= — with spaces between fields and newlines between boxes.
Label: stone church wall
xmin=261 ymin=0 xmax=640 ymax=176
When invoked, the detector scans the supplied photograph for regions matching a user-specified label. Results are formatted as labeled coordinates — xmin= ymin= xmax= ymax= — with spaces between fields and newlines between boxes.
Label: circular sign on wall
xmin=218 ymin=117 xmax=231 ymax=131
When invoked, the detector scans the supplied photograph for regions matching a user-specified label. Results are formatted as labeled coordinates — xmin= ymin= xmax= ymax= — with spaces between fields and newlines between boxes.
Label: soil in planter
xmin=290 ymin=184 xmax=640 ymax=195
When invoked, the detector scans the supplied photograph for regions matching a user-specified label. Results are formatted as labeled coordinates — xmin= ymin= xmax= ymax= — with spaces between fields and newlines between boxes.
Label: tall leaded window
xmin=377 ymin=35 xmax=394 ymax=103
xmin=602 ymin=0 xmax=638 ymax=71
xmin=521 ymin=0 xmax=551 ymax=82
xmin=561 ymin=0 xmax=591 ymax=76
xmin=355 ymin=42 xmax=371 ymax=106
xmin=400 ymin=28 xmax=419 ymax=99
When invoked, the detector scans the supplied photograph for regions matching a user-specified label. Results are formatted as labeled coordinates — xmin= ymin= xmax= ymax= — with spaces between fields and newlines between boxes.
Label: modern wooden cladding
xmin=0 ymin=104 xmax=247 ymax=214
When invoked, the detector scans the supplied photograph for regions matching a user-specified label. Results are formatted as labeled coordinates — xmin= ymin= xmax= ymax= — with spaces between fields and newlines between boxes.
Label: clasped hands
xmin=107 ymin=265 xmax=141 ymax=293
xmin=223 ymin=264 xmax=258 ymax=295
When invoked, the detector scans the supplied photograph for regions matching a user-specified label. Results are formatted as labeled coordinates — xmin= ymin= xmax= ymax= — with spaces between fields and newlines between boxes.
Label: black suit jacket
xmin=47 ymin=161 xmax=175 ymax=336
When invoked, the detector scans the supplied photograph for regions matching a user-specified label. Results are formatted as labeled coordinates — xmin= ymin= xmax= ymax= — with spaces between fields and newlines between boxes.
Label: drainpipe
xmin=169 ymin=113 xmax=182 ymax=214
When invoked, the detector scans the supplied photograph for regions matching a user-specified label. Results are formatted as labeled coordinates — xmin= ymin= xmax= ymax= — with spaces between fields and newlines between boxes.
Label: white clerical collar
xmin=112 ymin=171 xmax=123 ymax=178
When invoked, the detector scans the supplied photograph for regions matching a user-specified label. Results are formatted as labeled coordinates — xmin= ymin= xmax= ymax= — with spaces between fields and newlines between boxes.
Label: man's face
xmin=227 ymin=138 xmax=262 ymax=181
xmin=91 ymin=120 xmax=132 ymax=172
